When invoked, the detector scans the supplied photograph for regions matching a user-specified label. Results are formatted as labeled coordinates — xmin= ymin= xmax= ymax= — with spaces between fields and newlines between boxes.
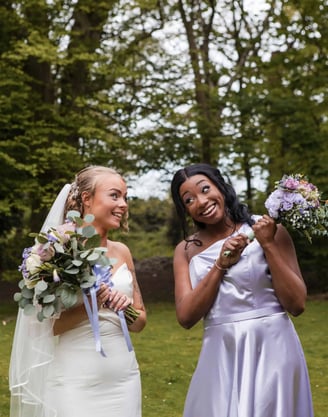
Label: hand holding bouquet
xmin=264 ymin=174 xmax=328 ymax=242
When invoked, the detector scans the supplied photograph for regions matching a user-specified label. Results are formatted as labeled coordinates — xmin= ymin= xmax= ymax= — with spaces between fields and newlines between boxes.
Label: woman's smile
xmin=200 ymin=203 xmax=217 ymax=217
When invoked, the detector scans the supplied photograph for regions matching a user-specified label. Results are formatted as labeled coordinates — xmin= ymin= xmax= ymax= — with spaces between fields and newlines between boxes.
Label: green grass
xmin=1 ymin=300 xmax=327 ymax=417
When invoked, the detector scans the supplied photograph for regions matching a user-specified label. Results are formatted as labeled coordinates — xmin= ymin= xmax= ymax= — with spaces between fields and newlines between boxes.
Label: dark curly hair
xmin=170 ymin=163 xmax=254 ymax=240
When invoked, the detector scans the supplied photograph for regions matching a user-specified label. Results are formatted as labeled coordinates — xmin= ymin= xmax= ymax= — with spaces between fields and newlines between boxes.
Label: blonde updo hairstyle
xmin=64 ymin=165 xmax=129 ymax=231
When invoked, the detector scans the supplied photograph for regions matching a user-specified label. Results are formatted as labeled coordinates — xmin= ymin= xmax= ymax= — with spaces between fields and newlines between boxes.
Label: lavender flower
xmin=264 ymin=174 xmax=328 ymax=242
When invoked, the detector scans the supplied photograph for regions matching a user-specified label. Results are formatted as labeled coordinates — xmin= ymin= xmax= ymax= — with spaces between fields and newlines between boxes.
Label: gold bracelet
xmin=214 ymin=259 xmax=228 ymax=272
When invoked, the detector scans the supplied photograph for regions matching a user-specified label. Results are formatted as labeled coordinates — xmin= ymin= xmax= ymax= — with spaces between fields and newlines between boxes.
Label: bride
xmin=9 ymin=165 xmax=147 ymax=417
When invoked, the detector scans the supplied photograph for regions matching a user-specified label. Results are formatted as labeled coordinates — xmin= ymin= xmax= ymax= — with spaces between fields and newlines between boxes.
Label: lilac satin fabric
xmin=183 ymin=220 xmax=314 ymax=417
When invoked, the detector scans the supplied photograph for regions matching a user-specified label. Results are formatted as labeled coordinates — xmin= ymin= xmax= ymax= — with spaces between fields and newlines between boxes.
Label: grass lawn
xmin=1 ymin=300 xmax=327 ymax=417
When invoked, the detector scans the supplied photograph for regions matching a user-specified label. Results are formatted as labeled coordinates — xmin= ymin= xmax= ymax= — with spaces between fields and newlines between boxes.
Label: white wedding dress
xmin=182 ymin=220 xmax=314 ymax=417
xmin=10 ymin=263 xmax=141 ymax=417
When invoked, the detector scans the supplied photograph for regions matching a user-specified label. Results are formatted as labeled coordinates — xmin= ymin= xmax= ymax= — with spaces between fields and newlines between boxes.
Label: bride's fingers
xmin=107 ymin=292 xmax=131 ymax=312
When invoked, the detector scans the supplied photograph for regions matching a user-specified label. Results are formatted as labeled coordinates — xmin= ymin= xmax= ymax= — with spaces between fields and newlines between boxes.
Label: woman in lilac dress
xmin=171 ymin=163 xmax=313 ymax=417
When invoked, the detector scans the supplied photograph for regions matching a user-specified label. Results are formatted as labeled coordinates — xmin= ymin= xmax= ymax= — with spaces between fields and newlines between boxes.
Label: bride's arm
xmin=110 ymin=242 xmax=147 ymax=333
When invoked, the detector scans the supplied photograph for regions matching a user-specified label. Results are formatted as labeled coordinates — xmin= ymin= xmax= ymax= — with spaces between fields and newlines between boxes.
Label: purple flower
xmin=264 ymin=189 xmax=284 ymax=218
xmin=281 ymin=192 xmax=306 ymax=211
xmin=264 ymin=173 xmax=328 ymax=243
xmin=53 ymin=269 xmax=61 ymax=282
xmin=283 ymin=177 xmax=299 ymax=190
xmin=18 ymin=247 xmax=32 ymax=279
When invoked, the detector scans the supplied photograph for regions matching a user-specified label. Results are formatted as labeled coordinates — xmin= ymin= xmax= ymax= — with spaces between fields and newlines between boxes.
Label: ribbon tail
xmin=83 ymin=290 xmax=106 ymax=357
xmin=118 ymin=310 xmax=134 ymax=352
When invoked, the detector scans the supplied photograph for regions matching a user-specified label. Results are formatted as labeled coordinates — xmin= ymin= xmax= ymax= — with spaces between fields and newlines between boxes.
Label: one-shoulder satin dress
xmin=44 ymin=263 xmax=141 ymax=417
xmin=183 ymin=221 xmax=314 ymax=417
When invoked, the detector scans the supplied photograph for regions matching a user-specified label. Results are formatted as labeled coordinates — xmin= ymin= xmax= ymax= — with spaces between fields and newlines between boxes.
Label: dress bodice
xmin=189 ymin=221 xmax=283 ymax=324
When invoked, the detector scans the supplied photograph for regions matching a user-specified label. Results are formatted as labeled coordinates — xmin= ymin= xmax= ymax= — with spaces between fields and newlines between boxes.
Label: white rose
xmin=24 ymin=276 xmax=40 ymax=289
xmin=25 ymin=252 xmax=42 ymax=275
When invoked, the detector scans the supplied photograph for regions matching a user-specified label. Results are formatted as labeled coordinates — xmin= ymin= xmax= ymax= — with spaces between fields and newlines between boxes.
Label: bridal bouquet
xmin=14 ymin=211 xmax=139 ymax=324
xmin=264 ymin=174 xmax=328 ymax=242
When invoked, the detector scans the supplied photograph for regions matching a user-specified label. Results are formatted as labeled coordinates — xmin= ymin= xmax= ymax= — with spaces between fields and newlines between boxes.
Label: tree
xmin=0 ymin=0 xmax=327 ymax=289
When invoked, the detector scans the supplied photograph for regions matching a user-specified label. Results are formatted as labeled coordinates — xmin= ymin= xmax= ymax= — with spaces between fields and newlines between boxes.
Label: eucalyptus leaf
xmin=86 ymin=252 xmax=100 ymax=261
xmin=82 ymin=225 xmax=96 ymax=238
xmin=98 ymin=246 xmax=108 ymax=253
xmin=13 ymin=292 xmax=22 ymax=302
xmin=80 ymin=250 xmax=91 ymax=259
xmin=36 ymin=280 xmax=48 ymax=291
xmin=29 ymin=232 xmax=40 ymax=238
xmin=64 ymin=267 xmax=80 ymax=274
xmin=80 ymin=281 xmax=95 ymax=289
xmin=84 ymin=234 xmax=101 ymax=249
xmin=37 ymin=311 xmax=44 ymax=322
xmin=80 ymin=274 xmax=97 ymax=287
xmin=75 ymin=217 xmax=83 ymax=227
xmin=67 ymin=210 xmax=81 ymax=219
xmin=19 ymin=298 xmax=31 ymax=308
xmin=97 ymin=256 xmax=111 ymax=267
xmin=53 ymin=297 xmax=61 ymax=313
xmin=54 ymin=242 xmax=65 ymax=253
xmin=24 ymin=303 xmax=36 ymax=316
xmin=18 ymin=280 xmax=26 ymax=289
xmin=43 ymin=305 xmax=55 ymax=318
xmin=35 ymin=235 xmax=48 ymax=244
xmin=43 ymin=294 xmax=56 ymax=303
xmin=72 ymin=259 xmax=83 ymax=266
xmin=60 ymin=288 xmax=78 ymax=308
xmin=83 ymin=214 xmax=95 ymax=223
xmin=21 ymin=287 xmax=34 ymax=299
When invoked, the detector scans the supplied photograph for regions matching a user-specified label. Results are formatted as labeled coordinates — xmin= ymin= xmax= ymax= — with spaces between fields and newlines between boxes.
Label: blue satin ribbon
xmin=82 ymin=264 xmax=134 ymax=356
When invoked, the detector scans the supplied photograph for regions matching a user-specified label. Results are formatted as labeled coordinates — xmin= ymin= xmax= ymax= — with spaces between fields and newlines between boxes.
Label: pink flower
xmin=283 ymin=177 xmax=299 ymax=190
xmin=37 ymin=244 xmax=55 ymax=261
xmin=52 ymin=222 xmax=76 ymax=244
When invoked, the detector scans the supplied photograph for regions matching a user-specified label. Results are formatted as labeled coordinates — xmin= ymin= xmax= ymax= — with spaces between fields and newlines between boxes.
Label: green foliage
xmin=0 ymin=301 xmax=327 ymax=417
xmin=111 ymin=197 xmax=174 ymax=260
xmin=0 ymin=0 xmax=328 ymax=291
xmin=14 ymin=211 xmax=111 ymax=321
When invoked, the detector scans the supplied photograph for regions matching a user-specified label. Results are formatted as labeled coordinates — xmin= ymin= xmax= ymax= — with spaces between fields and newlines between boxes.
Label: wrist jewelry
xmin=214 ymin=259 xmax=228 ymax=272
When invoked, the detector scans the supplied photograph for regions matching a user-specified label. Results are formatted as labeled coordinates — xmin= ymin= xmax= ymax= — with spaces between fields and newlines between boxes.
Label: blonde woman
xmin=10 ymin=166 xmax=146 ymax=417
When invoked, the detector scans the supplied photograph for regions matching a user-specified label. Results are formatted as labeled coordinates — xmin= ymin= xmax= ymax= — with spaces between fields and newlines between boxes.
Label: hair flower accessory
xmin=264 ymin=174 xmax=328 ymax=242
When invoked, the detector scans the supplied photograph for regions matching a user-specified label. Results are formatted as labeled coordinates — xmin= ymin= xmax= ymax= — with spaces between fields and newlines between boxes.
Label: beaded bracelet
xmin=214 ymin=259 xmax=228 ymax=272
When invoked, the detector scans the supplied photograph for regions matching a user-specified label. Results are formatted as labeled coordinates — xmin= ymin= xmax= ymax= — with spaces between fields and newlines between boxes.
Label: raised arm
xmin=174 ymin=234 xmax=248 ymax=329
xmin=253 ymin=215 xmax=307 ymax=316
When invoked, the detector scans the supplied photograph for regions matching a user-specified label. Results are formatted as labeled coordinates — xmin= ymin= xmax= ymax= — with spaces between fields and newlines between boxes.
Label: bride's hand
xmin=106 ymin=289 xmax=132 ymax=312
xmin=96 ymin=283 xmax=111 ymax=309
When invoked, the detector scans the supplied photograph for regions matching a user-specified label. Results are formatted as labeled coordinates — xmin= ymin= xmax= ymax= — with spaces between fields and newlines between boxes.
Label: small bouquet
xmin=14 ymin=210 xmax=139 ymax=323
xmin=264 ymin=174 xmax=328 ymax=242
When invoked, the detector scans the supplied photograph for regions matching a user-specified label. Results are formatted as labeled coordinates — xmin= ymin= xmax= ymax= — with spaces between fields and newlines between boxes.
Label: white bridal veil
xmin=9 ymin=184 xmax=72 ymax=417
